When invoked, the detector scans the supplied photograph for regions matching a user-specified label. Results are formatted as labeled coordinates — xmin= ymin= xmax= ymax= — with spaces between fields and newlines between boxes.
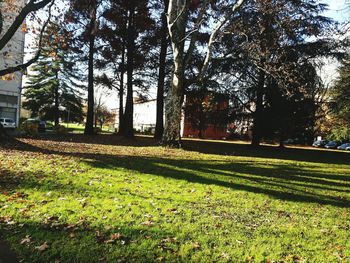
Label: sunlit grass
xmin=59 ymin=122 xmax=114 ymax=134
xmin=0 ymin=135 xmax=349 ymax=262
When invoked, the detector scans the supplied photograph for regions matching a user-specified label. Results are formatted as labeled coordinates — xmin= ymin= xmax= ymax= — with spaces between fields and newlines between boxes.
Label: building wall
xmin=134 ymin=100 xmax=157 ymax=132
xmin=114 ymin=100 xmax=159 ymax=133
xmin=0 ymin=0 xmax=26 ymax=126
xmin=183 ymin=123 xmax=228 ymax=140
xmin=182 ymin=93 xmax=229 ymax=140
xmin=114 ymin=94 xmax=228 ymax=140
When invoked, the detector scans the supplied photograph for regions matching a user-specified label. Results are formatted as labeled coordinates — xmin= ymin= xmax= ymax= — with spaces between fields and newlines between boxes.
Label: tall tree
xmin=329 ymin=58 xmax=350 ymax=141
xmin=100 ymin=0 xmax=155 ymax=138
xmin=23 ymin=22 xmax=84 ymax=125
xmin=95 ymin=6 xmax=127 ymax=134
xmin=123 ymin=2 xmax=136 ymax=138
xmin=163 ymin=0 xmax=245 ymax=147
xmin=154 ymin=0 xmax=169 ymax=139
xmin=219 ymin=0 xmax=335 ymax=146
xmin=65 ymin=0 xmax=101 ymax=135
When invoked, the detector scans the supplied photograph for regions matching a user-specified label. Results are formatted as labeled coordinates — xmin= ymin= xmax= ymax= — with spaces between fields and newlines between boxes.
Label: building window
xmin=0 ymin=107 xmax=17 ymax=120
xmin=0 ymin=94 xmax=18 ymax=105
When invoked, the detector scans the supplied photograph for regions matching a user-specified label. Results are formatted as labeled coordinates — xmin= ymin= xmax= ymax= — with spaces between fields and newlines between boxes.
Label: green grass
xmin=0 ymin=135 xmax=349 ymax=262
xmin=59 ymin=123 xmax=114 ymax=134
xmin=61 ymin=122 xmax=85 ymax=133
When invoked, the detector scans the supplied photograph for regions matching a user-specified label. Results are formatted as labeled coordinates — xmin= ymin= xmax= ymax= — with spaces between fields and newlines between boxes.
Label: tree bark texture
xmin=155 ymin=0 xmax=169 ymax=140
xmin=84 ymin=2 xmax=97 ymax=135
xmin=118 ymin=40 xmax=125 ymax=134
xmin=123 ymin=6 xmax=135 ymax=138
xmin=251 ymin=69 xmax=265 ymax=147
xmin=162 ymin=0 xmax=188 ymax=147
xmin=54 ymin=74 xmax=59 ymax=127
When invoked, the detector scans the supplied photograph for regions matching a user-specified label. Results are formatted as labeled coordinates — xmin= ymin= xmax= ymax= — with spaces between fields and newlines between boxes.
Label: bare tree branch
xmin=198 ymin=0 xmax=245 ymax=81
xmin=0 ymin=0 xmax=54 ymax=77
xmin=0 ymin=0 xmax=53 ymax=51
xmin=184 ymin=0 xmax=209 ymax=66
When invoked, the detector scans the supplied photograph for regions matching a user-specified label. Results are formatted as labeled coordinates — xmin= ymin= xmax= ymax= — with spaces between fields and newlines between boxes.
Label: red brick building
xmin=182 ymin=92 xmax=229 ymax=140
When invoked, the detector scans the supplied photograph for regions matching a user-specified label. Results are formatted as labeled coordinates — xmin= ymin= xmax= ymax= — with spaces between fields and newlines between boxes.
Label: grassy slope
xmin=0 ymin=135 xmax=349 ymax=263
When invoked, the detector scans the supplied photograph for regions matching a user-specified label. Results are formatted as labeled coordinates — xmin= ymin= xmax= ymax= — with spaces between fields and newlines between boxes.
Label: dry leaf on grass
xmin=141 ymin=220 xmax=154 ymax=227
xmin=35 ymin=242 xmax=49 ymax=251
xmin=20 ymin=235 xmax=31 ymax=245
xmin=105 ymin=233 xmax=123 ymax=244
xmin=192 ymin=242 xmax=201 ymax=249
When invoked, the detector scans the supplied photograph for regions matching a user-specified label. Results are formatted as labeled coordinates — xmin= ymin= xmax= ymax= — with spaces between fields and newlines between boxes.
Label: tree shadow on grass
xmin=0 ymin=219 xmax=175 ymax=263
xmin=1 ymin=138 xmax=350 ymax=208
xmin=183 ymin=139 xmax=350 ymax=166
xmin=14 ymin=134 xmax=157 ymax=147
xmin=83 ymin=155 xmax=350 ymax=208
xmin=6 ymin=134 xmax=350 ymax=165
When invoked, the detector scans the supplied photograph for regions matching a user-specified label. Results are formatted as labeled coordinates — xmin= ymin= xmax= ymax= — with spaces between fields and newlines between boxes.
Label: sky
xmin=324 ymin=0 xmax=348 ymax=22
xmin=23 ymin=0 xmax=349 ymax=110
xmin=319 ymin=0 xmax=348 ymax=85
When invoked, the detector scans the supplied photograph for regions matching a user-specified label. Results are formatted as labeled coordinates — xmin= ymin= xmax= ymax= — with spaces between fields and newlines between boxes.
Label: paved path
xmin=0 ymin=238 xmax=19 ymax=263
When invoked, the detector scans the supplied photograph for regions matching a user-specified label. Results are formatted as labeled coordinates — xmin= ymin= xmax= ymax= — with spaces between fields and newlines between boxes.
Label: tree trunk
xmin=123 ymin=7 xmax=135 ymax=138
xmin=54 ymin=71 xmax=59 ymax=127
xmin=162 ymin=56 xmax=185 ymax=147
xmin=198 ymin=89 xmax=205 ymax=139
xmin=94 ymin=109 xmax=98 ymax=128
xmin=251 ymin=69 xmax=265 ymax=147
xmin=118 ymin=40 xmax=125 ymax=135
xmin=162 ymin=0 xmax=188 ymax=147
xmin=154 ymin=0 xmax=169 ymax=140
xmin=279 ymin=129 xmax=285 ymax=148
xmin=84 ymin=3 xmax=97 ymax=136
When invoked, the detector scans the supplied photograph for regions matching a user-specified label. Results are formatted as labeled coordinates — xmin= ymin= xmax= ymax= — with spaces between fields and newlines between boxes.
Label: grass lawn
xmin=60 ymin=123 xmax=114 ymax=134
xmin=0 ymin=135 xmax=349 ymax=262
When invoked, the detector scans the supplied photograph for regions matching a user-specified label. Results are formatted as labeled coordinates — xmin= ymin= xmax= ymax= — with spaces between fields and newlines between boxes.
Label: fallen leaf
xmin=221 ymin=252 xmax=230 ymax=259
xmin=167 ymin=208 xmax=179 ymax=214
xmin=156 ymin=256 xmax=165 ymax=262
xmin=105 ymin=233 xmax=123 ymax=244
xmin=141 ymin=220 xmax=154 ymax=227
xmin=20 ymin=235 xmax=31 ymax=245
xmin=35 ymin=242 xmax=49 ymax=251
xmin=192 ymin=242 xmax=201 ymax=249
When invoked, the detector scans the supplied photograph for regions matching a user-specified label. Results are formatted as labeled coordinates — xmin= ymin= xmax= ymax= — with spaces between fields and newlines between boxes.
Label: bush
xmin=144 ymin=127 xmax=155 ymax=135
xmin=20 ymin=122 xmax=38 ymax=136
xmin=328 ymin=126 xmax=350 ymax=142
xmin=53 ymin=125 xmax=68 ymax=134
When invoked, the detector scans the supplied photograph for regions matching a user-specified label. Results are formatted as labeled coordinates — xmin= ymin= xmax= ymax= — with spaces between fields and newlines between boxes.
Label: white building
xmin=114 ymin=99 xmax=158 ymax=133
xmin=114 ymin=98 xmax=186 ymax=135
xmin=0 ymin=0 xmax=26 ymax=126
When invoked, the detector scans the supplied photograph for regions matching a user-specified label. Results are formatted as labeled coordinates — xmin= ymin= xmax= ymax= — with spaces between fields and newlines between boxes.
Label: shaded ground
xmin=0 ymin=134 xmax=349 ymax=262
xmin=0 ymin=237 xmax=19 ymax=263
